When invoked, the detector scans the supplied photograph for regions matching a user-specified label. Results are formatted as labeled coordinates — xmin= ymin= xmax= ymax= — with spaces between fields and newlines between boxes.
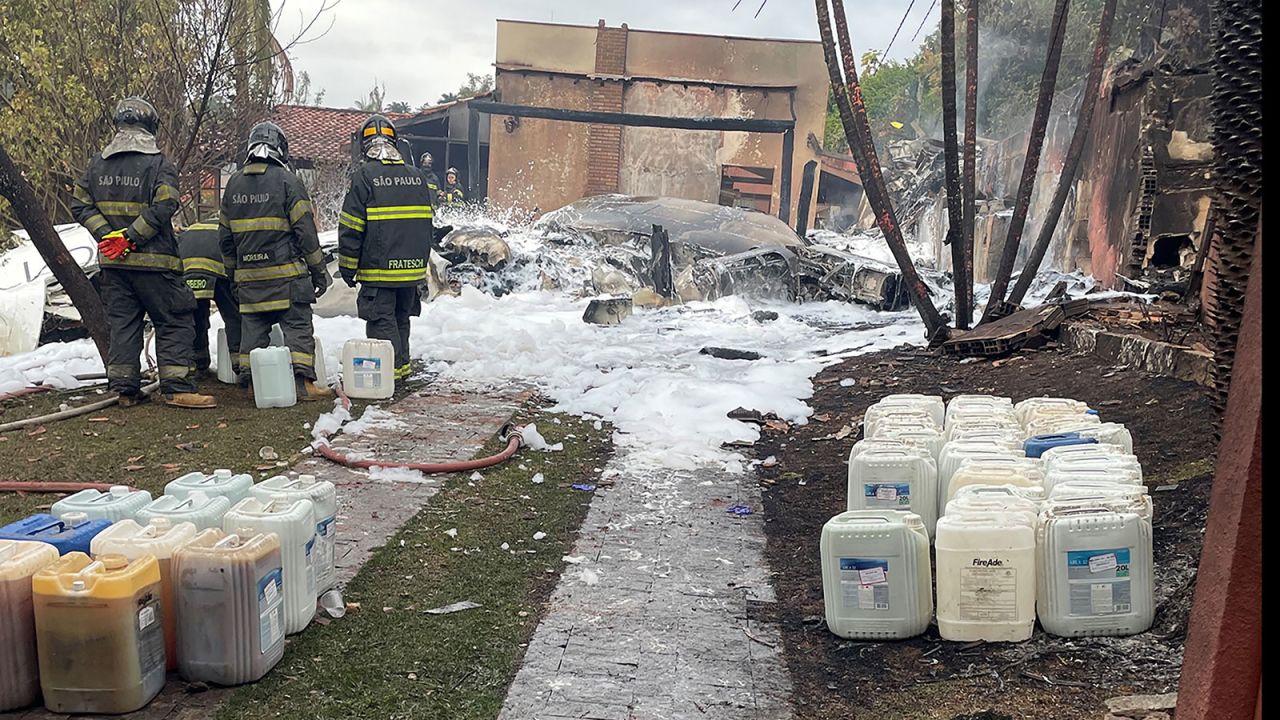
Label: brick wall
xmin=585 ymin=21 xmax=628 ymax=196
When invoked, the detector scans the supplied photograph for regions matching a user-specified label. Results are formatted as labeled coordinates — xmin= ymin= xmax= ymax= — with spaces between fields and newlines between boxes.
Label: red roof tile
xmin=269 ymin=105 xmax=411 ymax=165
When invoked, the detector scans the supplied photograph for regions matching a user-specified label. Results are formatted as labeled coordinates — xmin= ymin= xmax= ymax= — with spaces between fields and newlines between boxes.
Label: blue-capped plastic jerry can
xmin=0 ymin=513 xmax=113 ymax=555
xmin=1024 ymin=432 xmax=1099 ymax=459
xmin=250 ymin=346 xmax=297 ymax=409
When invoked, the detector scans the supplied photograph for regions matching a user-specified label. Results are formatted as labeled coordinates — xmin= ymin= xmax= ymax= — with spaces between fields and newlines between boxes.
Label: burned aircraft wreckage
xmin=438 ymin=195 xmax=912 ymax=310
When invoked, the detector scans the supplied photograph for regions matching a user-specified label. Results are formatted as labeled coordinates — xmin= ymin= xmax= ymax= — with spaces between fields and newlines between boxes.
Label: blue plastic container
xmin=0 ymin=514 xmax=113 ymax=555
xmin=1024 ymin=432 xmax=1099 ymax=459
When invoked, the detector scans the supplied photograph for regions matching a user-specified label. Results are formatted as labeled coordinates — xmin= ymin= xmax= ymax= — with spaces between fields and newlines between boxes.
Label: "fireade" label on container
xmin=958 ymin=562 xmax=1019 ymax=622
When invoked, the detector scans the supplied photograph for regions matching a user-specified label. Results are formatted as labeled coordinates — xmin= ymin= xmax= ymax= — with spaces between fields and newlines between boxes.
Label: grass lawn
xmin=216 ymin=410 xmax=610 ymax=720
xmin=0 ymin=379 xmax=390 ymax=525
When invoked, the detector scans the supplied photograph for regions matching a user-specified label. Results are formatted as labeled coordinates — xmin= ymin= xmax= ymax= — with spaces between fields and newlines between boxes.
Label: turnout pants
xmin=100 ymin=268 xmax=197 ymax=396
xmin=238 ymin=302 xmax=318 ymax=382
xmin=357 ymin=285 xmax=420 ymax=379
xmin=193 ymin=278 xmax=241 ymax=372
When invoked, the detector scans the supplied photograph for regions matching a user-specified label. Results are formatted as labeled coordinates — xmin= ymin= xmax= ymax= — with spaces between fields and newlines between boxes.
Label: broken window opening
xmin=1149 ymin=234 xmax=1195 ymax=269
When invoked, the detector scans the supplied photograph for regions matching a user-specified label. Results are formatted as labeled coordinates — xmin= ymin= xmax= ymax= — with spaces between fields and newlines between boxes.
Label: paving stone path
xmin=3 ymin=383 xmax=530 ymax=720
xmin=500 ymin=457 xmax=793 ymax=720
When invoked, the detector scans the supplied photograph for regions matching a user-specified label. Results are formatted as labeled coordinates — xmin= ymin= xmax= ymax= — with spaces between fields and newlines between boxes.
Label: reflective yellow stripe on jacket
xmin=366 ymin=205 xmax=434 ymax=221
xmin=182 ymin=257 xmax=227 ymax=277
xmin=235 ymin=260 xmax=307 ymax=283
xmin=228 ymin=216 xmax=291 ymax=233
xmin=101 ymin=252 xmax=183 ymax=272
xmin=355 ymin=267 xmax=427 ymax=283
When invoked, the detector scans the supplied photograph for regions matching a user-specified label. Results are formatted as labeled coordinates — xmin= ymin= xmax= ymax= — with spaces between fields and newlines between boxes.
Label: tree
xmin=387 ymin=101 xmax=412 ymax=113
xmin=354 ymin=82 xmax=386 ymax=112
xmin=436 ymin=73 xmax=493 ymax=104
xmin=0 ymin=143 xmax=111 ymax=359
xmin=0 ymin=0 xmax=336 ymax=226
xmin=0 ymin=0 xmax=334 ymax=361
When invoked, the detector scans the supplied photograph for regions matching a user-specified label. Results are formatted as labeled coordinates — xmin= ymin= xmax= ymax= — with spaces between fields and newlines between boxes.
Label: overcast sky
xmin=274 ymin=0 xmax=939 ymax=109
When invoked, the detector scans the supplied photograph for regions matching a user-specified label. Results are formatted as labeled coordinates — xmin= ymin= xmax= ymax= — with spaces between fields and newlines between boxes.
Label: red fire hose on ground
xmin=313 ymin=382 xmax=525 ymax=474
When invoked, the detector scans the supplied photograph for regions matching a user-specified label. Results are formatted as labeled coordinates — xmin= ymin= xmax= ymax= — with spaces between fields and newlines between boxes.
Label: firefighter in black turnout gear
xmin=339 ymin=115 xmax=434 ymax=381
xmin=219 ymin=122 xmax=333 ymax=401
xmin=179 ymin=220 xmax=240 ymax=376
xmin=71 ymin=97 xmax=216 ymax=409
xmin=418 ymin=152 xmax=441 ymax=207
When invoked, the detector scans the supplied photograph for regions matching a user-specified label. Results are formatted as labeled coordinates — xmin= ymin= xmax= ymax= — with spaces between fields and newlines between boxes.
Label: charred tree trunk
xmin=961 ymin=0 xmax=979 ymax=329
xmin=1207 ymin=0 xmax=1263 ymax=416
xmin=980 ymin=0 xmax=1071 ymax=322
xmin=940 ymin=0 xmax=969 ymax=328
xmin=0 ymin=144 xmax=110 ymax=361
xmin=1007 ymin=0 xmax=1117 ymax=308
xmin=816 ymin=0 xmax=949 ymax=342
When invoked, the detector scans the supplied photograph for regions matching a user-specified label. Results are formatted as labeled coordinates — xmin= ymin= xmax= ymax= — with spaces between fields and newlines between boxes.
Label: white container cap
xmin=214 ymin=468 xmax=233 ymax=478
xmin=110 ymin=485 xmax=130 ymax=497
xmin=60 ymin=511 xmax=89 ymax=527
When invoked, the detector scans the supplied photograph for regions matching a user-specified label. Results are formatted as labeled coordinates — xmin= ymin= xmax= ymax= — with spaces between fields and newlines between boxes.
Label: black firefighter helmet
xmin=360 ymin=114 xmax=398 ymax=153
xmin=246 ymin=121 xmax=289 ymax=165
xmin=113 ymin=97 xmax=160 ymax=135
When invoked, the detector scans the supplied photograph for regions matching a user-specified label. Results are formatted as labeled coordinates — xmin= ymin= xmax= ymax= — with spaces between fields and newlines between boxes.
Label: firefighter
xmin=338 ymin=114 xmax=434 ymax=381
xmin=441 ymin=167 xmax=465 ymax=207
xmin=71 ymin=97 xmax=216 ymax=409
xmin=218 ymin=121 xmax=332 ymax=401
xmin=418 ymin=151 xmax=441 ymax=207
xmin=178 ymin=219 xmax=240 ymax=377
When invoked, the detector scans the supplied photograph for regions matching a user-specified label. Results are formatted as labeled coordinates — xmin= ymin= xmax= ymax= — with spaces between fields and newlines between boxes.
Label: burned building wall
xmin=488 ymin=20 xmax=827 ymax=223
xmin=619 ymin=84 xmax=797 ymax=209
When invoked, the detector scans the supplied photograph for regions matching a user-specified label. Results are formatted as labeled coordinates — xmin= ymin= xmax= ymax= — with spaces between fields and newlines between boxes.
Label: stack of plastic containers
xmin=251 ymin=474 xmax=338 ymax=594
xmin=224 ymin=496 xmax=317 ymax=634
xmin=50 ymin=485 xmax=152 ymax=523
xmin=138 ymin=491 xmax=232 ymax=531
xmin=0 ymin=513 xmax=112 ymax=555
xmin=1 ymin=540 xmax=59 ymax=712
xmin=91 ymin=518 xmax=199 ymax=671
xmin=165 ymin=468 xmax=254 ymax=504
xmin=173 ymin=529 xmax=286 ymax=685
xmin=820 ymin=510 xmax=932 ymax=639
xmin=33 ymin=553 xmax=166 ymax=714
xmin=854 ymin=395 xmax=946 ymax=536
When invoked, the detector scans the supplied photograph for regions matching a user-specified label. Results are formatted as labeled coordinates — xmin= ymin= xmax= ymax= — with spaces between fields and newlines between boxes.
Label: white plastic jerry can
xmin=137 ymin=492 xmax=232 ymax=531
xmin=934 ymin=511 xmax=1037 ymax=643
xmin=1037 ymin=506 xmax=1154 ymax=638
xmin=223 ymin=497 xmax=317 ymax=635
xmin=877 ymin=394 xmax=946 ymax=427
xmin=846 ymin=448 xmax=938 ymax=537
xmin=249 ymin=346 xmax=297 ymax=409
xmin=341 ymin=339 xmax=395 ymax=400
xmin=216 ymin=329 xmax=236 ymax=384
xmin=50 ymin=485 xmax=153 ymax=524
xmin=819 ymin=510 xmax=932 ymax=640
xmin=249 ymin=474 xmax=338 ymax=594
xmin=944 ymin=395 xmax=1014 ymax=428
xmin=269 ymin=323 xmax=286 ymax=348
xmin=165 ymin=469 xmax=255 ymax=505
xmin=313 ymin=336 xmax=329 ymax=389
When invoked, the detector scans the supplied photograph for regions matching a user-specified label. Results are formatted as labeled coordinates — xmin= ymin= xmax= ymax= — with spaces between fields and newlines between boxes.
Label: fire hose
xmin=313 ymin=381 xmax=525 ymax=474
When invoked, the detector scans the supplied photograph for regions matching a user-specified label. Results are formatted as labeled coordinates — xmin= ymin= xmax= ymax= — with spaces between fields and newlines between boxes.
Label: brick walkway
xmin=3 ymin=383 xmax=530 ymax=720
xmin=499 ymin=459 xmax=793 ymax=720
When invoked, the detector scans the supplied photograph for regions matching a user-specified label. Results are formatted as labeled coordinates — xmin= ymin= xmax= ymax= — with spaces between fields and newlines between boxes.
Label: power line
xmin=882 ymin=0 xmax=919 ymax=59
xmin=912 ymin=0 xmax=941 ymax=43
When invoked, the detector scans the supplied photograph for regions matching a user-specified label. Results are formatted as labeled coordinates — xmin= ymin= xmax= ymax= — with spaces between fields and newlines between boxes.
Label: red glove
xmin=98 ymin=231 xmax=134 ymax=260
